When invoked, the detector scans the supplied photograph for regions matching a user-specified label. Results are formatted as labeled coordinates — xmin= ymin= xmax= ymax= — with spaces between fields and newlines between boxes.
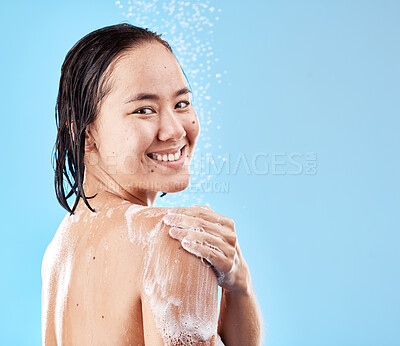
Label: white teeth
xmin=149 ymin=148 xmax=183 ymax=162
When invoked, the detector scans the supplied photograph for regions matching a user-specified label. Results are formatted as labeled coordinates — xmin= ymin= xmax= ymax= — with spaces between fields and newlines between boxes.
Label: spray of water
xmin=115 ymin=0 xmax=227 ymax=207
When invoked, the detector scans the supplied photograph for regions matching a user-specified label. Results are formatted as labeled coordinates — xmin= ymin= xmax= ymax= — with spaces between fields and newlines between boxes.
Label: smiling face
xmin=85 ymin=42 xmax=200 ymax=199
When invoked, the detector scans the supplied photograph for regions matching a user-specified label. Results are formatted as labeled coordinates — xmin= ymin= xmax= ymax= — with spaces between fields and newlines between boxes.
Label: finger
xmin=169 ymin=227 xmax=230 ymax=257
xmin=169 ymin=205 xmax=233 ymax=228
xmin=164 ymin=213 xmax=219 ymax=235
xmin=164 ymin=214 xmax=236 ymax=246
xmin=180 ymin=238 xmax=228 ymax=271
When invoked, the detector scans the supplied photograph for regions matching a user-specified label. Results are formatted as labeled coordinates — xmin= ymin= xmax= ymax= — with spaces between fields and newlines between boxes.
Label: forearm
xmin=217 ymin=264 xmax=264 ymax=346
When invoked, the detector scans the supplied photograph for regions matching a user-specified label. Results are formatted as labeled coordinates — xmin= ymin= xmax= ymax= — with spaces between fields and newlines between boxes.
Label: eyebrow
xmin=124 ymin=87 xmax=191 ymax=104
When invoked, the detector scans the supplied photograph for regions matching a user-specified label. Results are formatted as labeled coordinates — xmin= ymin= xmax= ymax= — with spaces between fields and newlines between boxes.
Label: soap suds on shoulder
xmin=124 ymin=204 xmax=150 ymax=246
xmin=124 ymin=205 xmax=222 ymax=344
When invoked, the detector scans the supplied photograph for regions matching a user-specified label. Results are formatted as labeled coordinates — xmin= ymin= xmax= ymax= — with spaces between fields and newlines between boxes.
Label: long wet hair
xmin=53 ymin=23 xmax=172 ymax=214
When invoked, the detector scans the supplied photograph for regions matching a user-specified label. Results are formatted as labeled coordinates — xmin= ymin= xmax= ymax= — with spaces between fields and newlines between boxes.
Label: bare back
xmin=41 ymin=198 xmax=222 ymax=345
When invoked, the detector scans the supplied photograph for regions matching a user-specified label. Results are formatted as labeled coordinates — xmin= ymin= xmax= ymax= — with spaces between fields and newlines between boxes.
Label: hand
xmin=162 ymin=205 xmax=250 ymax=294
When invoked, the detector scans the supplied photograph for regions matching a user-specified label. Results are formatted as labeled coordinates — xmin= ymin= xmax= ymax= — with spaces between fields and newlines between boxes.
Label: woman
xmin=42 ymin=23 xmax=263 ymax=345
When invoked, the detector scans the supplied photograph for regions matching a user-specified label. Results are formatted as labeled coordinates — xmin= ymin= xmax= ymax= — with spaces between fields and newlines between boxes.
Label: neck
xmin=83 ymin=164 xmax=158 ymax=207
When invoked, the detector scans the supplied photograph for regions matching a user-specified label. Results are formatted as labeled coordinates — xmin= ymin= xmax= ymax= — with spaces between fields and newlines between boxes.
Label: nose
xmin=157 ymin=108 xmax=186 ymax=142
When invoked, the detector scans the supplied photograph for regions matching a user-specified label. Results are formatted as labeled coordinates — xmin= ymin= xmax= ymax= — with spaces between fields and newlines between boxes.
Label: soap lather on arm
xmin=137 ymin=211 xmax=223 ymax=345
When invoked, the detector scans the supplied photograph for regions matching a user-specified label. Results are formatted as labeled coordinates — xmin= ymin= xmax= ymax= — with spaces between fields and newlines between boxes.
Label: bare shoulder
xmin=123 ymin=205 xmax=222 ymax=345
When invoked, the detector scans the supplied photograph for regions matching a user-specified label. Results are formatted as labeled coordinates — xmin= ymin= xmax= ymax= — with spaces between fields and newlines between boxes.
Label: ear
xmin=84 ymin=124 xmax=97 ymax=152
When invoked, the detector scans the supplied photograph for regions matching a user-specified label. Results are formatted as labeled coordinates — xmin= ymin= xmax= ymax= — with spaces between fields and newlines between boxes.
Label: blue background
xmin=1 ymin=1 xmax=399 ymax=345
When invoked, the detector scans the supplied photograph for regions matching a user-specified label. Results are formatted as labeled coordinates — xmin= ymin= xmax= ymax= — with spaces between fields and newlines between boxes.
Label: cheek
xmin=114 ymin=134 xmax=148 ymax=175
xmin=122 ymin=125 xmax=153 ymax=158
xmin=97 ymin=121 xmax=152 ymax=163
xmin=184 ymin=112 xmax=200 ymax=144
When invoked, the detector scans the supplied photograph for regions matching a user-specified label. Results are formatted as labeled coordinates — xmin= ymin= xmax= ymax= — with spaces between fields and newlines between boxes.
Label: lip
xmin=147 ymin=145 xmax=184 ymax=156
xmin=146 ymin=145 xmax=187 ymax=169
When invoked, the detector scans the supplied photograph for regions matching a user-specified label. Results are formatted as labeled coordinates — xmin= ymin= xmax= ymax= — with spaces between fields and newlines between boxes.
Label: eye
xmin=133 ymin=107 xmax=155 ymax=115
xmin=176 ymin=101 xmax=190 ymax=109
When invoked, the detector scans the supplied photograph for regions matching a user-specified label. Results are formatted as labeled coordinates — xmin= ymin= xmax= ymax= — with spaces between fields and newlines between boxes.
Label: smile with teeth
xmin=148 ymin=147 xmax=183 ymax=162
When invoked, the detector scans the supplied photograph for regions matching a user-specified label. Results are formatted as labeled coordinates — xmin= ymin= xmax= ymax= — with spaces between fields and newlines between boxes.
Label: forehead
xmin=109 ymin=42 xmax=186 ymax=93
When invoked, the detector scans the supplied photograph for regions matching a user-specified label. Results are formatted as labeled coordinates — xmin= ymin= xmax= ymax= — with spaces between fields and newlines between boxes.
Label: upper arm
xmin=135 ymin=209 xmax=221 ymax=345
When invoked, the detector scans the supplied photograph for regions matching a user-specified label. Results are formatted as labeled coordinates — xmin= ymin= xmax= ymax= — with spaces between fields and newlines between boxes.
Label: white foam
xmin=124 ymin=204 xmax=149 ymax=245
xmin=70 ymin=209 xmax=83 ymax=223
xmin=125 ymin=207 xmax=221 ymax=344
xmin=89 ymin=210 xmax=98 ymax=218
xmin=54 ymin=254 xmax=73 ymax=344
xmin=106 ymin=208 xmax=114 ymax=218
xmin=143 ymin=254 xmax=219 ymax=343
xmin=42 ymin=213 xmax=76 ymax=345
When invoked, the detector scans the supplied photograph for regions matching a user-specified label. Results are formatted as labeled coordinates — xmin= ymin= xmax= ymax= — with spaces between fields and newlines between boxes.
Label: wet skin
xmin=42 ymin=42 xmax=257 ymax=345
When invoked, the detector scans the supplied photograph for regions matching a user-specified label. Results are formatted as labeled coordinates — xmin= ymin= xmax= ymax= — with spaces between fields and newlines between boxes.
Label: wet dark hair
xmin=53 ymin=23 xmax=173 ymax=214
